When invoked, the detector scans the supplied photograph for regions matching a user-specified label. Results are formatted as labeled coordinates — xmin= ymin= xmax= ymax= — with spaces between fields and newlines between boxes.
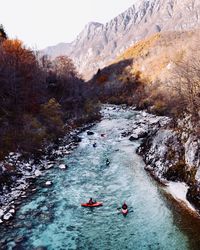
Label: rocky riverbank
xmin=137 ymin=114 xmax=200 ymax=215
xmin=102 ymin=106 xmax=199 ymax=215
xmin=0 ymin=123 xmax=95 ymax=224
xmin=104 ymin=105 xmax=200 ymax=215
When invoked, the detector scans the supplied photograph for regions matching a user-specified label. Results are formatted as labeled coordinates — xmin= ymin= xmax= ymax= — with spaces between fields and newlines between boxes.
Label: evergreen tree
xmin=0 ymin=24 xmax=7 ymax=40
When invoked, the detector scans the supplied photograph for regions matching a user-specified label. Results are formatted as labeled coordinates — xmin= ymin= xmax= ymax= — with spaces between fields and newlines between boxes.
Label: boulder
xmin=34 ymin=170 xmax=42 ymax=177
xmin=87 ymin=131 xmax=94 ymax=135
xmin=72 ymin=136 xmax=82 ymax=143
xmin=129 ymin=135 xmax=138 ymax=141
xmin=58 ymin=164 xmax=67 ymax=170
xmin=44 ymin=164 xmax=54 ymax=170
xmin=133 ymin=128 xmax=148 ymax=138
xmin=18 ymin=215 xmax=26 ymax=220
xmin=15 ymin=236 xmax=25 ymax=244
xmin=121 ymin=131 xmax=131 ymax=137
xmin=3 ymin=212 xmax=13 ymax=220
xmin=0 ymin=209 xmax=4 ymax=218
xmin=63 ymin=150 xmax=71 ymax=155
xmin=31 ymin=188 xmax=37 ymax=193
xmin=9 ymin=209 xmax=15 ymax=214
xmin=45 ymin=181 xmax=53 ymax=187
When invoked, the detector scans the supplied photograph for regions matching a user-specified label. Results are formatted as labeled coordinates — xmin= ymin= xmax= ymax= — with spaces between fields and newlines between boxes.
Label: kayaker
xmin=122 ymin=202 xmax=128 ymax=210
xmin=88 ymin=198 xmax=95 ymax=205
xmin=106 ymin=159 xmax=110 ymax=165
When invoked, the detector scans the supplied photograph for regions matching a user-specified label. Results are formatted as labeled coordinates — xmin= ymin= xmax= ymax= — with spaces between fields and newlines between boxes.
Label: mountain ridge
xmin=42 ymin=0 xmax=200 ymax=79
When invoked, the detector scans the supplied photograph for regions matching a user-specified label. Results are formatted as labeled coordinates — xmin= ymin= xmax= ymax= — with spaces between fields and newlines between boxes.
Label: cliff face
xmin=138 ymin=116 xmax=200 ymax=211
xmin=43 ymin=0 xmax=200 ymax=79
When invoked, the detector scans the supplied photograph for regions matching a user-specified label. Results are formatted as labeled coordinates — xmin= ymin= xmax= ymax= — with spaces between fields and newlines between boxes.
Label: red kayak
xmin=81 ymin=202 xmax=103 ymax=207
xmin=122 ymin=208 xmax=128 ymax=215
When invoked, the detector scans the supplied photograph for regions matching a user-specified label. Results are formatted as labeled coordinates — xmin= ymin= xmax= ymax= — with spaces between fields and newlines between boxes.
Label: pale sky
xmin=1 ymin=0 xmax=135 ymax=49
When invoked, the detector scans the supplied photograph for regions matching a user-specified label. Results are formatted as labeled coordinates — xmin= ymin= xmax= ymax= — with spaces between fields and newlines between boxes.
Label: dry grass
xmin=116 ymin=30 xmax=200 ymax=83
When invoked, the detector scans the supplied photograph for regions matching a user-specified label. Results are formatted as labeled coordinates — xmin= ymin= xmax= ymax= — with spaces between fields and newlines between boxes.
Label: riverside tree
xmin=172 ymin=56 xmax=200 ymax=121
xmin=0 ymin=31 xmax=100 ymax=159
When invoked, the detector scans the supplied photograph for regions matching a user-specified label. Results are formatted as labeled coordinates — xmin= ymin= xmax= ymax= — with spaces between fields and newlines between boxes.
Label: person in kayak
xmin=122 ymin=202 xmax=128 ymax=210
xmin=88 ymin=198 xmax=95 ymax=205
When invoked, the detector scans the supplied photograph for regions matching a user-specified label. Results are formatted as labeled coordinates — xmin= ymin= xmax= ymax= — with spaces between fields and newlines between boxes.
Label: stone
xmin=34 ymin=170 xmax=42 ymax=177
xmin=45 ymin=181 xmax=53 ymax=187
xmin=64 ymin=150 xmax=71 ymax=155
xmin=3 ymin=212 xmax=13 ymax=220
xmin=44 ymin=164 xmax=54 ymax=170
xmin=9 ymin=209 xmax=15 ymax=214
xmin=87 ymin=131 xmax=94 ymax=135
xmin=18 ymin=215 xmax=26 ymax=220
xmin=129 ymin=135 xmax=138 ymax=141
xmin=15 ymin=236 xmax=25 ymax=244
xmin=72 ymin=136 xmax=82 ymax=143
xmin=25 ymin=165 xmax=32 ymax=172
xmin=58 ymin=164 xmax=67 ymax=170
xmin=0 ymin=209 xmax=4 ymax=218
xmin=121 ymin=131 xmax=131 ymax=137
xmin=0 ymin=238 xmax=6 ymax=244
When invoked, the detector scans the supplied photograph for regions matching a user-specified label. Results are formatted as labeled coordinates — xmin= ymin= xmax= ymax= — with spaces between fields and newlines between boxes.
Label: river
xmin=1 ymin=105 xmax=200 ymax=250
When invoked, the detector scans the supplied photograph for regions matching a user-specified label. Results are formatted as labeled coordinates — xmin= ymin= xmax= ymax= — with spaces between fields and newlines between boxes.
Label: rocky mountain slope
xmin=43 ymin=0 xmax=200 ymax=79
xmin=91 ymin=29 xmax=200 ymax=109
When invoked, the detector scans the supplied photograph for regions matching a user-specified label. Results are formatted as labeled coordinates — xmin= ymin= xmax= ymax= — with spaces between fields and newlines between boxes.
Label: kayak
xmin=121 ymin=208 xmax=128 ymax=215
xmin=81 ymin=202 xmax=103 ymax=207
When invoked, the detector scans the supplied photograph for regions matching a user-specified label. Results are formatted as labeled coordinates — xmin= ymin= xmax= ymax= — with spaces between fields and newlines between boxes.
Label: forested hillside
xmin=91 ymin=30 xmax=200 ymax=124
xmin=0 ymin=26 xmax=100 ymax=160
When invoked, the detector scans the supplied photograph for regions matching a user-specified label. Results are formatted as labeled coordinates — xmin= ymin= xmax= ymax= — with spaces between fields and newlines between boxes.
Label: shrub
xmin=151 ymin=100 xmax=167 ymax=115
xmin=97 ymin=75 xmax=108 ymax=84
xmin=40 ymin=98 xmax=64 ymax=140
xmin=20 ymin=114 xmax=47 ymax=153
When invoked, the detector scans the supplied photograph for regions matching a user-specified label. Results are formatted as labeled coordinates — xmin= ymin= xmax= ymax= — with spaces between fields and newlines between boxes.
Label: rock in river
xmin=58 ymin=164 xmax=67 ymax=170
xmin=87 ymin=131 xmax=94 ymax=135
xmin=45 ymin=181 xmax=53 ymax=187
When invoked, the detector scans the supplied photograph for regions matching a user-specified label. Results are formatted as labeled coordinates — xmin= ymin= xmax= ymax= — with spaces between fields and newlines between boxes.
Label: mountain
xmin=42 ymin=0 xmax=200 ymax=79
xmin=90 ymin=28 xmax=200 ymax=109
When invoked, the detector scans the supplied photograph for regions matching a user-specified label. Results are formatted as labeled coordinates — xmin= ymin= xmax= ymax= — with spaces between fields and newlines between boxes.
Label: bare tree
xmin=171 ymin=56 xmax=200 ymax=120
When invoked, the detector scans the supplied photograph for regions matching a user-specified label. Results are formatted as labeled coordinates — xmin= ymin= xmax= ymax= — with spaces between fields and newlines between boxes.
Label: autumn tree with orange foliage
xmin=0 ymin=34 xmax=100 ymax=159
xmin=0 ymin=39 xmax=45 ymax=117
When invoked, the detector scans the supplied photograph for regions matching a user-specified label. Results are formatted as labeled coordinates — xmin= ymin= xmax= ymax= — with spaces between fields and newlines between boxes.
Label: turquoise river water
xmin=1 ymin=106 xmax=200 ymax=250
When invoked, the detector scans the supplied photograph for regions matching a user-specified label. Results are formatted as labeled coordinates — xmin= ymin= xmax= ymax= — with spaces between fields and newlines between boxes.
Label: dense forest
xmin=0 ymin=25 xmax=100 ymax=160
